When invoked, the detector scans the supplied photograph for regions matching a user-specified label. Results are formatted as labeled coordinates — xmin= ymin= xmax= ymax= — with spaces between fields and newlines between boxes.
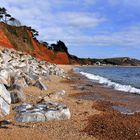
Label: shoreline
xmin=74 ymin=65 xmax=140 ymax=95
xmin=67 ymin=66 xmax=140 ymax=139
xmin=0 ymin=65 xmax=139 ymax=140
xmin=71 ymin=66 xmax=140 ymax=113
xmin=74 ymin=65 xmax=140 ymax=68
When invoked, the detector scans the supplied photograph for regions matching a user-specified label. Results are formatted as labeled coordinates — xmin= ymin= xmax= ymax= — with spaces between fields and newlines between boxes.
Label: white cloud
xmin=0 ymin=0 xmax=140 ymax=51
xmin=57 ymin=12 xmax=106 ymax=28
xmin=0 ymin=0 xmax=104 ymax=37
xmin=50 ymin=0 xmax=96 ymax=6
xmin=64 ymin=25 xmax=140 ymax=48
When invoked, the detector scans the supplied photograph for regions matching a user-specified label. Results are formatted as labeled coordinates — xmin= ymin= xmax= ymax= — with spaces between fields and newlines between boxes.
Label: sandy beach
xmin=0 ymin=65 xmax=140 ymax=140
xmin=0 ymin=1 xmax=140 ymax=140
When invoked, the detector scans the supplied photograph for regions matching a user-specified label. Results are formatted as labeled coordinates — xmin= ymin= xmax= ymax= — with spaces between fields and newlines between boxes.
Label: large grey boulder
xmin=0 ymin=69 xmax=11 ymax=87
xmin=15 ymin=102 xmax=71 ymax=122
xmin=16 ymin=112 xmax=46 ymax=122
xmin=14 ymin=77 xmax=28 ymax=88
xmin=0 ymin=84 xmax=11 ymax=104
xmin=10 ymin=82 xmax=26 ymax=104
xmin=28 ymin=72 xmax=39 ymax=81
xmin=22 ymin=73 xmax=33 ymax=85
xmin=17 ymin=62 xmax=27 ymax=68
xmin=45 ymin=106 xmax=71 ymax=121
xmin=2 ymin=53 xmax=12 ymax=63
xmin=0 ymin=84 xmax=11 ymax=116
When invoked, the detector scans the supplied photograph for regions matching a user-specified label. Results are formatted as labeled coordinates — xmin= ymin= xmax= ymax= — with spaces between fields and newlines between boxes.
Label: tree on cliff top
xmin=50 ymin=40 xmax=68 ymax=53
xmin=0 ymin=7 xmax=21 ymax=26
xmin=8 ymin=17 xmax=21 ymax=27
xmin=0 ymin=7 xmax=6 ymax=15
xmin=0 ymin=7 xmax=11 ymax=23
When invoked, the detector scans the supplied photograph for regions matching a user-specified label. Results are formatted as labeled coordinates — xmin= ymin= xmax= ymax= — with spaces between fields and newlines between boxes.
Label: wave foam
xmin=80 ymin=72 xmax=140 ymax=94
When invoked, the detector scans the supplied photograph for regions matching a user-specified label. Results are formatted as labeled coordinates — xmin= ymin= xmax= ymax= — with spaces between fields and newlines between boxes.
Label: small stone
xmin=43 ymin=90 xmax=65 ymax=102
xmin=0 ymin=120 xmax=11 ymax=126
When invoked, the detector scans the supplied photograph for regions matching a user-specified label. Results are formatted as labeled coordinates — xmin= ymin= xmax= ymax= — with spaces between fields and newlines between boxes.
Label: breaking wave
xmin=80 ymin=71 xmax=140 ymax=94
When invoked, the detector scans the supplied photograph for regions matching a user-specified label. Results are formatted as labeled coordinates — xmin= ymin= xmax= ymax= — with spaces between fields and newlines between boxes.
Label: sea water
xmin=74 ymin=66 xmax=140 ymax=94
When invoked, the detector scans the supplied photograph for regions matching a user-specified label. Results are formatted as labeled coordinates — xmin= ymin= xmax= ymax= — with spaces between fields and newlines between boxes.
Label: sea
xmin=74 ymin=66 xmax=140 ymax=95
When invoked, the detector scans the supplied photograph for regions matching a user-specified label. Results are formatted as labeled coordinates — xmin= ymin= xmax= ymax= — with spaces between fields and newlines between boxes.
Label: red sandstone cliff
xmin=0 ymin=22 xmax=70 ymax=64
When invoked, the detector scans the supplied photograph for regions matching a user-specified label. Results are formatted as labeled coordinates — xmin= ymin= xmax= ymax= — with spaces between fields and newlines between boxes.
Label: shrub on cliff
xmin=50 ymin=40 xmax=68 ymax=53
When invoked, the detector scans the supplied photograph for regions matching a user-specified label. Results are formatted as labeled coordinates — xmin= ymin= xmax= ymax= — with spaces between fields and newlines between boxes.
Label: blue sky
xmin=0 ymin=0 xmax=140 ymax=59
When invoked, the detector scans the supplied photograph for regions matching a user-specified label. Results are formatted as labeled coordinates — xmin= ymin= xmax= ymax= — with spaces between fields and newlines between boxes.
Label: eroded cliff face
xmin=0 ymin=23 xmax=70 ymax=64
xmin=0 ymin=30 xmax=14 ymax=48
xmin=29 ymin=32 xmax=70 ymax=64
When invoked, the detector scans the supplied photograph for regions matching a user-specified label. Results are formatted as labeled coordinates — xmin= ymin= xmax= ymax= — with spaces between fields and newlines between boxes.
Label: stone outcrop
xmin=0 ymin=47 xmax=67 ymax=118
xmin=42 ymin=90 xmax=65 ymax=102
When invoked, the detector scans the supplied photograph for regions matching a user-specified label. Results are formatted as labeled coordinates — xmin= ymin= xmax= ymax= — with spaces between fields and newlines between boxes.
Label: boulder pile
xmin=0 ymin=47 xmax=70 ymax=122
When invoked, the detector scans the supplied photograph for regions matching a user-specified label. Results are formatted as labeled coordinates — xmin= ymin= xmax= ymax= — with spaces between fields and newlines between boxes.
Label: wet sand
xmin=69 ymin=66 xmax=140 ymax=140
xmin=0 ymin=65 xmax=140 ymax=140
xmin=70 ymin=72 xmax=140 ymax=114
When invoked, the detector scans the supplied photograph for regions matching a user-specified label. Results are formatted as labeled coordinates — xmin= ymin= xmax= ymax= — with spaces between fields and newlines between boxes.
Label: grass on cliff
xmin=1 ymin=23 xmax=34 ymax=52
